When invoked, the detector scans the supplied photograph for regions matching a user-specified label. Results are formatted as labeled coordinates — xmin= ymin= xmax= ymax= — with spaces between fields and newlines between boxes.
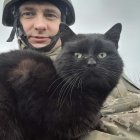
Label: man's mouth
xmin=29 ymin=36 xmax=51 ymax=43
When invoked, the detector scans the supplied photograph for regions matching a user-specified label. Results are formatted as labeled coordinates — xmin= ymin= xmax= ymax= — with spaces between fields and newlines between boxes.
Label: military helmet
xmin=2 ymin=0 xmax=75 ymax=26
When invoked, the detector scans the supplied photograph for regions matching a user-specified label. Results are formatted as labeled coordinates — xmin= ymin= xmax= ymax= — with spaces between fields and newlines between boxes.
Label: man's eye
xmin=98 ymin=52 xmax=107 ymax=58
xmin=21 ymin=11 xmax=35 ymax=18
xmin=45 ymin=13 xmax=58 ymax=20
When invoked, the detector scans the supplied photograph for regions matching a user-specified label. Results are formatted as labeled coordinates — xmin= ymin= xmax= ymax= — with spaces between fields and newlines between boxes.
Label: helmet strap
xmin=7 ymin=10 xmax=19 ymax=42
xmin=23 ymin=32 xmax=60 ymax=52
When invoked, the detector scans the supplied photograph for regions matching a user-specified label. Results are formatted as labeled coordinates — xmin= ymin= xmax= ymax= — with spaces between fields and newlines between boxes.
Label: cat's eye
xmin=74 ymin=53 xmax=82 ymax=59
xmin=98 ymin=52 xmax=107 ymax=58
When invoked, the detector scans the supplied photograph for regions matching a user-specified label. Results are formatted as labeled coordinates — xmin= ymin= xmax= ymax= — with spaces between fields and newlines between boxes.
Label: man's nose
xmin=34 ymin=15 xmax=47 ymax=31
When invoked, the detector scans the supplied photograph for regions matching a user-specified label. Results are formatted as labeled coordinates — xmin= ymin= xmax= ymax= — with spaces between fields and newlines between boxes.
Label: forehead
xmin=19 ymin=1 xmax=61 ymax=14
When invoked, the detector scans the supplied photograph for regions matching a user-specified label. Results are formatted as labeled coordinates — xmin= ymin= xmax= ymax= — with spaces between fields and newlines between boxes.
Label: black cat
xmin=0 ymin=23 xmax=123 ymax=140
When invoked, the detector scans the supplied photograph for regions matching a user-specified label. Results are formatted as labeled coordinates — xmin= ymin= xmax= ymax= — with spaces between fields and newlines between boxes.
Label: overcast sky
xmin=0 ymin=0 xmax=140 ymax=88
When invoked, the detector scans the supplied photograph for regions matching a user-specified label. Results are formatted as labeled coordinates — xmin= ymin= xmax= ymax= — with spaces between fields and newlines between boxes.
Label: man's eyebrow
xmin=44 ymin=9 xmax=59 ymax=14
xmin=20 ymin=7 xmax=35 ymax=12
xmin=43 ymin=9 xmax=61 ymax=17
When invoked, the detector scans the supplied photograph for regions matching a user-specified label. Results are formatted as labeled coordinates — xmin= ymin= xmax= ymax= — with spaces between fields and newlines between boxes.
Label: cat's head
xmin=54 ymin=23 xmax=123 ymax=90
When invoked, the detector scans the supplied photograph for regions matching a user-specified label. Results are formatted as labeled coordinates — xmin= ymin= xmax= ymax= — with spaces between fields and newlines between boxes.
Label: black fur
xmin=0 ymin=23 xmax=123 ymax=140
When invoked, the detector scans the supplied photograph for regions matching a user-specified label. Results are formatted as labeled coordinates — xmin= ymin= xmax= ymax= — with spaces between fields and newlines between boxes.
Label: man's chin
xmin=31 ymin=43 xmax=50 ymax=49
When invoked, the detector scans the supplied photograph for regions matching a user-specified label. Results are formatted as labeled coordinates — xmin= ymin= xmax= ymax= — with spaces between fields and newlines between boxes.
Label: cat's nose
xmin=87 ymin=58 xmax=96 ymax=66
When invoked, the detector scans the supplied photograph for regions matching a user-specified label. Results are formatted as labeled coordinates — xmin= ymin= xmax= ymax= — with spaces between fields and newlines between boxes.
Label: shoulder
xmin=83 ymin=74 xmax=140 ymax=140
xmin=90 ymin=73 xmax=140 ymax=140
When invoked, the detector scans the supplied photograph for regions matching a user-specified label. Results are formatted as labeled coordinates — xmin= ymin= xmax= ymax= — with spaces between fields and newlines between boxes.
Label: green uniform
xmin=49 ymin=47 xmax=140 ymax=140
xmin=82 ymin=74 xmax=140 ymax=140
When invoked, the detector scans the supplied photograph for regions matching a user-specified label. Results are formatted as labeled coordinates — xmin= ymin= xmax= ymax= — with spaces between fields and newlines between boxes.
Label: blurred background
xmin=0 ymin=0 xmax=140 ymax=88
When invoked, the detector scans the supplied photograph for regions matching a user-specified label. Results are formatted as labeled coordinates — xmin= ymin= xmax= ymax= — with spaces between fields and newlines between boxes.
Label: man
xmin=2 ymin=0 xmax=140 ymax=140
xmin=3 ymin=0 xmax=75 ymax=56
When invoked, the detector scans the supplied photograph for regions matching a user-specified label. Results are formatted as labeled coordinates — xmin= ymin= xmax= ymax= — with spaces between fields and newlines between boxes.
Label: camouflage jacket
xmin=48 ymin=47 xmax=140 ymax=140
xmin=82 ymin=74 xmax=140 ymax=140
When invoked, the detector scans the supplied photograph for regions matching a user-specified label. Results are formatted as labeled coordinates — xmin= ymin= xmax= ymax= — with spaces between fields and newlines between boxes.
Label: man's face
xmin=19 ymin=1 xmax=61 ymax=48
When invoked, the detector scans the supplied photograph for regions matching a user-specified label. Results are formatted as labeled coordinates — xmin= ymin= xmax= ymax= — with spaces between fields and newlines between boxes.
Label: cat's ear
xmin=104 ymin=23 xmax=122 ymax=48
xmin=59 ymin=23 xmax=77 ymax=46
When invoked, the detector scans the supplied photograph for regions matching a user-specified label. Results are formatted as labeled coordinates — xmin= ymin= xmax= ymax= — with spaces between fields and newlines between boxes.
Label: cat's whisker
xmin=65 ymin=69 xmax=84 ymax=73
xmin=47 ymin=76 xmax=62 ymax=92
xmin=59 ymin=72 xmax=84 ymax=109
xmin=48 ymin=72 xmax=76 ymax=99
xmin=58 ymin=73 xmax=80 ymax=107
xmin=59 ymin=68 xmax=84 ymax=76
xmin=98 ymin=66 xmax=120 ymax=78
xmin=57 ymin=76 xmax=74 ymax=108
xmin=69 ymin=74 xmax=82 ymax=106
xmin=58 ymin=72 xmax=83 ymax=109
xmin=48 ymin=77 xmax=70 ymax=101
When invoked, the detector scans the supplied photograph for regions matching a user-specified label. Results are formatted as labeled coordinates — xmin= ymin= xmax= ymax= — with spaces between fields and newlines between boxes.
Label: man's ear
xmin=104 ymin=23 xmax=122 ymax=49
xmin=59 ymin=22 xmax=77 ymax=46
